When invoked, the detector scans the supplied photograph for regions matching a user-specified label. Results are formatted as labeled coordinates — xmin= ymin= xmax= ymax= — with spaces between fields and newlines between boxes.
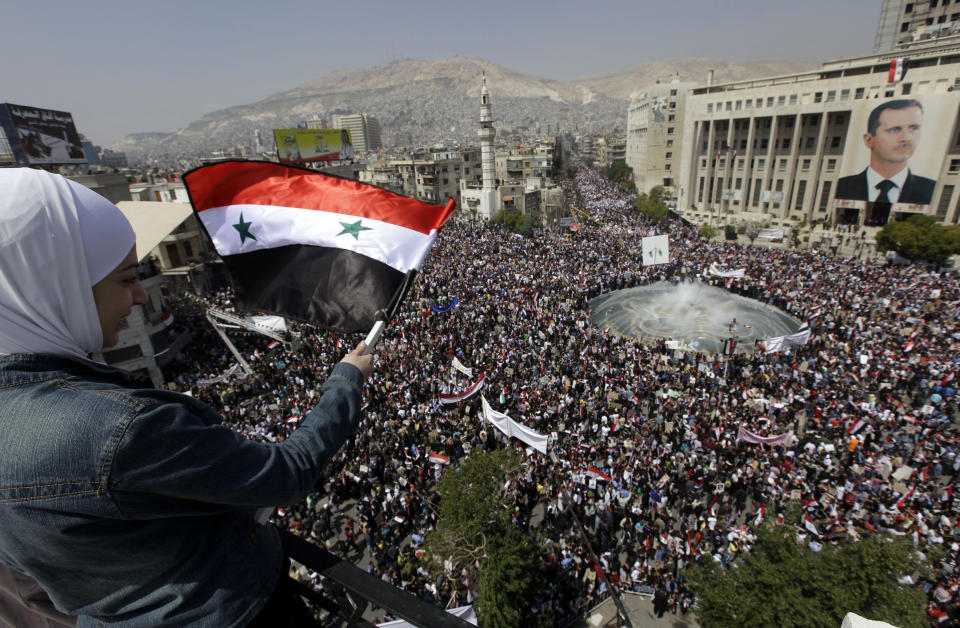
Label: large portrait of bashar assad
xmin=835 ymin=98 xmax=936 ymax=205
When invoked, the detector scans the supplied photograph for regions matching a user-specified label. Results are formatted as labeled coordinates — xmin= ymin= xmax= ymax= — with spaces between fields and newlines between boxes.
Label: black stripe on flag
xmin=221 ymin=245 xmax=415 ymax=334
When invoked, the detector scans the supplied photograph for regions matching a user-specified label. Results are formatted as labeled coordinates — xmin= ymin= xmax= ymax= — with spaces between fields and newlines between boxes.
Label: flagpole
xmin=362 ymin=320 xmax=386 ymax=354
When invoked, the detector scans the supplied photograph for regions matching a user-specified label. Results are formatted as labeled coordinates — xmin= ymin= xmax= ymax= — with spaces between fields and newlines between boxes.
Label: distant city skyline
xmin=7 ymin=0 xmax=881 ymax=145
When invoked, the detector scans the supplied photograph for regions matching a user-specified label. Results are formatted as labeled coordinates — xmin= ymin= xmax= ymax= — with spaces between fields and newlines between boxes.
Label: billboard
xmin=833 ymin=93 xmax=960 ymax=224
xmin=0 ymin=103 xmax=86 ymax=165
xmin=273 ymin=128 xmax=355 ymax=164
xmin=642 ymin=234 xmax=669 ymax=266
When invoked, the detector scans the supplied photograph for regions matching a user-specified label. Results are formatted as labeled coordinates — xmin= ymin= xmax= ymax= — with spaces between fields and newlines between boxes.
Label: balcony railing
xmin=281 ymin=530 xmax=472 ymax=627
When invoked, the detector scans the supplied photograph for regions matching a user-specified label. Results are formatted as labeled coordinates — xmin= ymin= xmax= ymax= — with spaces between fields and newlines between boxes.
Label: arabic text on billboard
xmin=273 ymin=129 xmax=355 ymax=164
xmin=0 ymin=103 xmax=86 ymax=165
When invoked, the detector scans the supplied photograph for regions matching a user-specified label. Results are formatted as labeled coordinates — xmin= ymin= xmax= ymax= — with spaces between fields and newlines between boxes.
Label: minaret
xmin=477 ymin=72 xmax=500 ymax=220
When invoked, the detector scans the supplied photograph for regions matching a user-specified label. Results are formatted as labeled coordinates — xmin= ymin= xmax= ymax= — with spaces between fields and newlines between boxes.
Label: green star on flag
xmin=337 ymin=219 xmax=372 ymax=240
xmin=233 ymin=213 xmax=257 ymax=243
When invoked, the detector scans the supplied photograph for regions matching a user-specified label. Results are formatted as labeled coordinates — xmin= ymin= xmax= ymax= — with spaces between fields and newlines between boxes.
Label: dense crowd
xmin=163 ymin=163 xmax=960 ymax=624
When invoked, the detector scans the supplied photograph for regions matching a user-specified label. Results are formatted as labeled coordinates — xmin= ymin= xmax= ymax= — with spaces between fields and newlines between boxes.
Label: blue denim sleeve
xmin=107 ymin=362 xmax=364 ymax=517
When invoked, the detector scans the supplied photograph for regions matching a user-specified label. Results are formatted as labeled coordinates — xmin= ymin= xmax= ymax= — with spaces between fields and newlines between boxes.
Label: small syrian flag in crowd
xmin=754 ymin=504 xmax=765 ymax=526
xmin=723 ymin=338 xmax=736 ymax=355
xmin=894 ymin=487 xmax=916 ymax=510
xmin=587 ymin=466 xmax=612 ymax=482
xmin=428 ymin=452 xmax=450 ymax=465
xmin=847 ymin=418 xmax=866 ymax=435
xmin=904 ymin=339 xmax=915 ymax=353
xmin=161 ymin=311 xmax=175 ymax=327
xmin=888 ymin=57 xmax=908 ymax=83
xmin=184 ymin=160 xmax=456 ymax=333
xmin=277 ymin=508 xmax=287 ymax=518
xmin=803 ymin=513 xmax=820 ymax=537
xmin=283 ymin=415 xmax=300 ymax=424
xmin=804 ymin=497 xmax=817 ymax=512
xmin=267 ymin=340 xmax=280 ymax=350
xmin=710 ymin=497 xmax=719 ymax=517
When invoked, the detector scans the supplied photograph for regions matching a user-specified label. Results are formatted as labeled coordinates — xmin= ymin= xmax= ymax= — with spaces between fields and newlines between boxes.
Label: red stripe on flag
xmin=184 ymin=161 xmax=455 ymax=235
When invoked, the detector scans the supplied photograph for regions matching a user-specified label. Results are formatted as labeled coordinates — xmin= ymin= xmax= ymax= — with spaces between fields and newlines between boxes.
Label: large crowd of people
xmin=163 ymin=162 xmax=960 ymax=624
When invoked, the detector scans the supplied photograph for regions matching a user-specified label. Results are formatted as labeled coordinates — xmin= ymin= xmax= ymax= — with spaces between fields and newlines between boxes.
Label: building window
xmin=795 ymin=180 xmax=807 ymax=210
xmin=806 ymin=137 xmax=815 ymax=149
xmin=758 ymin=158 xmax=765 ymax=169
xmin=819 ymin=181 xmax=832 ymax=212
xmin=701 ymin=158 xmax=707 ymax=167
xmin=756 ymin=98 xmax=763 ymax=108
xmin=827 ymin=158 xmax=837 ymax=170
xmin=736 ymin=100 xmax=742 ymax=110
xmin=902 ymin=83 xmax=912 ymax=95
xmin=904 ymin=2 xmax=912 ymax=12
xmin=937 ymin=185 xmax=954 ymax=220
xmin=668 ymin=114 xmax=676 ymax=121
xmin=665 ymin=164 xmax=671 ymax=171
xmin=670 ymin=89 xmax=677 ymax=96
xmin=746 ymin=100 xmax=753 ymax=109
xmin=855 ymin=87 xmax=865 ymax=99
xmin=826 ymin=90 xmax=836 ymax=102
xmin=802 ymin=159 xmax=811 ymax=170
xmin=726 ymin=102 xmax=733 ymax=111
xmin=666 ymin=140 xmax=673 ymax=147
xmin=665 ymin=152 xmax=673 ymax=159
xmin=753 ymin=179 xmax=763 ymax=206
xmin=707 ymin=104 xmax=713 ymax=113
xmin=831 ymin=136 xmax=842 ymax=148
xmin=790 ymin=94 xmax=798 ymax=105
xmin=779 ymin=159 xmax=788 ymax=170
xmin=840 ymin=89 xmax=850 ymax=101
xmin=761 ymin=138 xmax=769 ymax=149
xmin=950 ymin=158 xmax=960 ymax=172
xmin=782 ymin=138 xmax=791 ymax=150
xmin=778 ymin=95 xmax=786 ymax=106
xmin=767 ymin=97 xmax=775 ymax=107
xmin=901 ymin=21 xmax=911 ymax=31
xmin=667 ymin=127 xmax=674 ymax=134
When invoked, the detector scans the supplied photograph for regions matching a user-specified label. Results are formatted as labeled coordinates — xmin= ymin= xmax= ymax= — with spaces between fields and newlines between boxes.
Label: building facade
xmin=626 ymin=80 xmax=697 ymax=195
xmin=331 ymin=114 xmax=382 ymax=153
xmin=676 ymin=35 xmax=960 ymax=233
xmin=875 ymin=0 xmax=960 ymax=52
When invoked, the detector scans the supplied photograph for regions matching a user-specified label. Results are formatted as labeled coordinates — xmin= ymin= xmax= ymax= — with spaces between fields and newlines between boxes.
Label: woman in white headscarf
xmin=0 ymin=168 xmax=373 ymax=626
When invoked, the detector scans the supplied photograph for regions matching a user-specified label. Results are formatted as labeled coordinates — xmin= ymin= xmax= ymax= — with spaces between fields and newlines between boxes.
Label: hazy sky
xmin=5 ymin=0 xmax=881 ymax=145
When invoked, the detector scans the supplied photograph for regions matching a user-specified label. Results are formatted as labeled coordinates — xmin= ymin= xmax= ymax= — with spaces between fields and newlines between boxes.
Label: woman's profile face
xmin=91 ymin=247 xmax=148 ymax=349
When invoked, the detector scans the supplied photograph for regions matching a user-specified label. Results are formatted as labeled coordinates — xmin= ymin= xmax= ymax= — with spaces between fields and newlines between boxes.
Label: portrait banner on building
xmin=642 ymin=234 xmax=670 ymax=266
xmin=833 ymin=93 xmax=960 ymax=222
xmin=0 ymin=103 xmax=86 ymax=165
xmin=273 ymin=128 xmax=355 ymax=165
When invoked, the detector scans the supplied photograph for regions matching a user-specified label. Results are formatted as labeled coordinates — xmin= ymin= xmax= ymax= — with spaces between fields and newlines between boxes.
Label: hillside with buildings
xmin=109 ymin=56 xmax=812 ymax=163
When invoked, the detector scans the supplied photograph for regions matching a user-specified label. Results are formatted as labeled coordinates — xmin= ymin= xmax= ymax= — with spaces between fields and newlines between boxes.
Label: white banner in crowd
xmin=451 ymin=357 xmax=473 ymax=377
xmin=481 ymin=396 xmax=548 ymax=454
xmin=641 ymin=234 xmax=669 ymax=266
xmin=736 ymin=425 xmax=792 ymax=445
xmin=197 ymin=363 xmax=248 ymax=386
xmin=762 ymin=324 xmax=810 ymax=353
xmin=708 ymin=263 xmax=746 ymax=278
xmin=756 ymin=228 xmax=784 ymax=239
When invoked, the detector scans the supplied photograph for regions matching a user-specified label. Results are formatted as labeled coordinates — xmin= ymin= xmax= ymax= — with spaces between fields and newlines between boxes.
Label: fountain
xmin=589 ymin=281 xmax=801 ymax=354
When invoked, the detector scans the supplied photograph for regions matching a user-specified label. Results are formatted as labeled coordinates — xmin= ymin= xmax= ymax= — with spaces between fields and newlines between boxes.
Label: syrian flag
xmin=709 ymin=497 xmax=719 ymax=517
xmin=904 ymin=339 xmax=915 ymax=353
xmin=847 ymin=419 xmax=866 ymax=435
xmin=888 ymin=58 xmax=908 ymax=83
xmin=267 ymin=340 xmax=280 ymax=350
xmin=184 ymin=160 xmax=456 ymax=333
xmin=283 ymin=415 xmax=301 ymax=424
xmin=754 ymin=504 xmax=765 ymax=526
xmin=893 ymin=487 xmax=915 ymax=510
xmin=803 ymin=513 xmax=820 ymax=537
xmin=438 ymin=373 xmax=486 ymax=404
xmin=723 ymin=338 xmax=736 ymax=355
xmin=428 ymin=452 xmax=450 ymax=465
xmin=587 ymin=466 xmax=612 ymax=482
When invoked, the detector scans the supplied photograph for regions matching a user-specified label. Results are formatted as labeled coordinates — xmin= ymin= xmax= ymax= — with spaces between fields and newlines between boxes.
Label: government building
xmin=626 ymin=35 xmax=960 ymax=239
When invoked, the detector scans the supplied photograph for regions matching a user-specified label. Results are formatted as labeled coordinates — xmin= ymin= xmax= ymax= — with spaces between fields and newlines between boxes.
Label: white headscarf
xmin=0 ymin=168 xmax=136 ymax=358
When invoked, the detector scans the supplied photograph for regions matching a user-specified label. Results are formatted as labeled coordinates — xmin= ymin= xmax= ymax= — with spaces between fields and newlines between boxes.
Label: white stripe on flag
xmin=198 ymin=203 xmax=437 ymax=273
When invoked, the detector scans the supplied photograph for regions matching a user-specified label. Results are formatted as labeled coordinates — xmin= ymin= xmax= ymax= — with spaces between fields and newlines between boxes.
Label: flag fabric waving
xmin=184 ymin=160 xmax=456 ymax=333
xmin=480 ymin=395 xmax=548 ymax=454
xmin=438 ymin=373 xmax=486 ymax=404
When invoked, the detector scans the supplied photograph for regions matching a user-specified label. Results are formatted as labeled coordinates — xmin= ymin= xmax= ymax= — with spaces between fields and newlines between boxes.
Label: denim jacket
xmin=0 ymin=353 xmax=363 ymax=626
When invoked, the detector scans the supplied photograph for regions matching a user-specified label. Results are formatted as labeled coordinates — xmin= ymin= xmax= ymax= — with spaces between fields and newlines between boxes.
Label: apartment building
xmin=331 ymin=114 xmax=383 ymax=153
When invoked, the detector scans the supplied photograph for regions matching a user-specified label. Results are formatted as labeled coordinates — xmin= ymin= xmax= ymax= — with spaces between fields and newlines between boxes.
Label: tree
xmin=635 ymin=189 xmax=669 ymax=223
xmin=688 ymin=518 xmax=931 ymax=628
xmin=876 ymin=214 xmax=960 ymax=266
xmin=604 ymin=161 xmax=633 ymax=187
xmin=700 ymin=224 xmax=719 ymax=241
xmin=491 ymin=209 xmax=536 ymax=236
xmin=422 ymin=450 xmax=557 ymax=628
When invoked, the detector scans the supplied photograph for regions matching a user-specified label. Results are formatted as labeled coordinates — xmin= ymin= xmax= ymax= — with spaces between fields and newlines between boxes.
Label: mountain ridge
xmin=109 ymin=55 xmax=817 ymax=162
